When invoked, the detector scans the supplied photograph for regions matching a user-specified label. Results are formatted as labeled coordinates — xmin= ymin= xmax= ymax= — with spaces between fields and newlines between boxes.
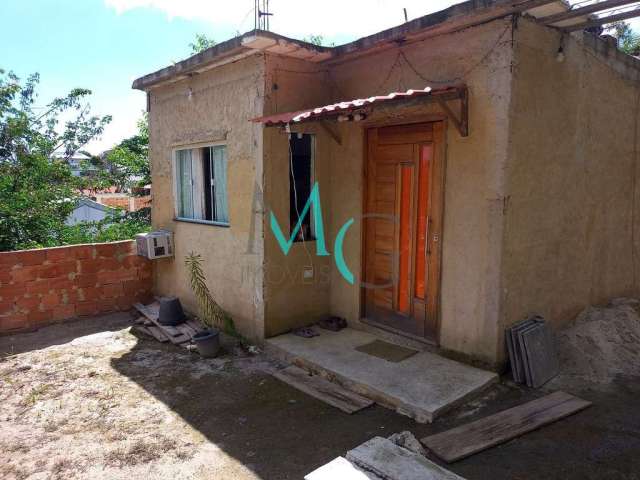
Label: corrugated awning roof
xmin=251 ymin=86 xmax=464 ymax=126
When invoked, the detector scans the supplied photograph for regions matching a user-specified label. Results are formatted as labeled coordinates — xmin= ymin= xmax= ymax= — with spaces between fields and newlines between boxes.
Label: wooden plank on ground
xmin=134 ymin=302 xmax=183 ymax=337
xmin=176 ymin=322 xmax=198 ymax=338
xmin=186 ymin=318 xmax=206 ymax=333
xmin=147 ymin=325 xmax=170 ymax=343
xmin=132 ymin=325 xmax=152 ymax=337
xmin=421 ymin=391 xmax=592 ymax=463
xmin=273 ymin=366 xmax=374 ymax=414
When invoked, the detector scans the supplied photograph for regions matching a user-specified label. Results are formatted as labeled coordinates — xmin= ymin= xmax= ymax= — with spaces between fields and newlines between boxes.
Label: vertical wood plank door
xmin=363 ymin=122 xmax=445 ymax=343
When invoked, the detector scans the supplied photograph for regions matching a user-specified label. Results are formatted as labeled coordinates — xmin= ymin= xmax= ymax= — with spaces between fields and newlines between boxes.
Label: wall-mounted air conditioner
xmin=136 ymin=230 xmax=174 ymax=259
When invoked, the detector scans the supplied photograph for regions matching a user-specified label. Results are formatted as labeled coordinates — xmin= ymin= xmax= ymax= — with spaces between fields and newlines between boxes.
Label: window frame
xmin=289 ymin=132 xmax=316 ymax=242
xmin=172 ymin=141 xmax=230 ymax=228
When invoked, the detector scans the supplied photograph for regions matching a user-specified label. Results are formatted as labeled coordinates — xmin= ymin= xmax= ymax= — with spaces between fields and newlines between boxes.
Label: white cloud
xmin=104 ymin=0 xmax=464 ymax=39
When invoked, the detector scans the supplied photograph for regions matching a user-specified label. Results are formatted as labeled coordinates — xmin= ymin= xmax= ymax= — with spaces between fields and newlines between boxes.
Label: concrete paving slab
xmin=266 ymin=328 xmax=498 ymax=423
xmin=346 ymin=437 xmax=466 ymax=480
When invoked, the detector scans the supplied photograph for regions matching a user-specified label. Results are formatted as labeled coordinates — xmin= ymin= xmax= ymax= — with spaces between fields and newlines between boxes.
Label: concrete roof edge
xmin=133 ymin=1 xmax=596 ymax=90
xmin=132 ymin=30 xmax=331 ymax=91
xmin=329 ymin=0 xmax=519 ymax=59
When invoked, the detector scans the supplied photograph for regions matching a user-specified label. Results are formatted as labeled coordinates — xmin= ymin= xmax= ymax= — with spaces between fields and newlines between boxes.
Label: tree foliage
xmin=0 ymin=69 xmax=112 ymax=251
xmin=85 ymin=113 xmax=150 ymax=193
xmin=189 ymin=34 xmax=216 ymax=55
xmin=61 ymin=208 xmax=151 ymax=245
xmin=606 ymin=21 xmax=640 ymax=56
xmin=303 ymin=35 xmax=335 ymax=47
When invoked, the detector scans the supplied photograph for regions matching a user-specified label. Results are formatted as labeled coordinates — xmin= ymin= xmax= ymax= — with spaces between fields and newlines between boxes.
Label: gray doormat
xmin=355 ymin=340 xmax=418 ymax=363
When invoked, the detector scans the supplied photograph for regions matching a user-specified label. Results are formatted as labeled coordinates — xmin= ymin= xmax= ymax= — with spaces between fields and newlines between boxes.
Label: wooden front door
xmin=363 ymin=122 xmax=445 ymax=342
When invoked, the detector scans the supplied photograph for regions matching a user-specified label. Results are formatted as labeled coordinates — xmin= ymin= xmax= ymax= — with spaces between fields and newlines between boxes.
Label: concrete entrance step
xmin=266 ymin=328 xmax=498 ymax=423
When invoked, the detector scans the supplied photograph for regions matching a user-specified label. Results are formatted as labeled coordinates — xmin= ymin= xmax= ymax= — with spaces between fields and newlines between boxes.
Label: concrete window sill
xmin=174 ymin=217 xmax=230 ymax=228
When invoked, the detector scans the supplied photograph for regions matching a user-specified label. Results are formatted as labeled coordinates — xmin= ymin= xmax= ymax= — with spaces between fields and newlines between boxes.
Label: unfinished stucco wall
xmin=261 ymin=55 xmax=335 ymax=336
xmin=148 ymin=54 xmax=266 ymax=340
xmin=327 ymin=18 xmax=513 ymax=366
xmin=261 ymin=19 xmax=514 ymax=365
xmin=502 ymin=18 xmax=640 ymax=363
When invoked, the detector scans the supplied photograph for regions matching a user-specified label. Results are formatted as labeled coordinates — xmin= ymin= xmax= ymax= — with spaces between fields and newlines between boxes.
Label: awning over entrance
xmin=251 ymin=85 xmax=469 ymax=137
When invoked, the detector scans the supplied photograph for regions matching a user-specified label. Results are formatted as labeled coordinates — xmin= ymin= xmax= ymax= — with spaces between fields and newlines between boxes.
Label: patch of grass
xmin=22 ymin=383 xmax=51 ymax=406
xmin=104 ymin=436 xmax=175 ymax=467
xmin=51 ymin=458 xmax=76 ymax=479
xmin=0 ymin=463 xmax=29 ymax=480
xmin=0 ymin=440 xmax=30 ymax=454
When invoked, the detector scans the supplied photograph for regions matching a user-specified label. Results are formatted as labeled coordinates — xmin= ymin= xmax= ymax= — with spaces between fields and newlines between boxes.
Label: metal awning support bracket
xmin=435 ymin=87 xmax=468 ymax=137
xmin=320 ymin=120 xmax=342 ymax=145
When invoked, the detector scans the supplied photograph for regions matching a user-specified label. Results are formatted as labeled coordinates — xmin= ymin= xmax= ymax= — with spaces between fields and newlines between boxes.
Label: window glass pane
xmin=177 ymin=149 xmax=194 ymax=218
xmin=203 ymin=147 xmax=213 ymax=221
xmin=212 ymin=145 xmax=228 ymax=223
xmin=289 ymin=134 xmax=313 ymax=240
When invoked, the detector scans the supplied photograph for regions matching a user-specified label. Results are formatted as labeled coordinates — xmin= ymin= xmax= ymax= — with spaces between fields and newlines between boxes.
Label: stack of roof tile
xmin=506 ymin=316 xmax=559 ymax=388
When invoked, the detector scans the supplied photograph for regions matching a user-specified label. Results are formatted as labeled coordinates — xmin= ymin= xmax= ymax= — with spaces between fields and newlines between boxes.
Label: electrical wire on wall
xmin=288 ymin=128 xmax=315 ymax=270
xmin=371 ymin=21 xmax=513 ymax=94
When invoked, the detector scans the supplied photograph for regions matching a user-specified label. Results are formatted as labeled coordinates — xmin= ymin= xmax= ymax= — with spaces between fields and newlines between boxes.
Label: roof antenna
xmin=403 ymin=8 xmax=408 ymax=23
xmin=256 ymin=0 xmax=273 ymax=31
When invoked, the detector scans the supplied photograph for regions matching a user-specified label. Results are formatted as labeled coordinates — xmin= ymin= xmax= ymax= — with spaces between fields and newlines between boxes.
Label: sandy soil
xmin=1 ymin=310 xmax=639 ymax=480
xmin=0 ymin=313 xmax=278 ymax=480
xmin=554 ymin=297 xmax=640 ymax=384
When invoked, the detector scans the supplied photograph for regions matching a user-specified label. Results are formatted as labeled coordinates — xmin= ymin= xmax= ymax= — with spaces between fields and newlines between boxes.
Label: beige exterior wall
xmin=262 ymin=55 xmax=334 ymax=336
xmin=262 ymin=18 xmax=514 ymax=366
xmin=145 ymin=14 xmax=640 ymax=368
xmin=147 ymin=54 xmax=267 ymax=340
xmin=501 ymin=18 xmax=640 ymax=363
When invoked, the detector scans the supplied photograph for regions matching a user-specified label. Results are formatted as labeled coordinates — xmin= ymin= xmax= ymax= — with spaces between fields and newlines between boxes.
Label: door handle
xmin=426 ymin=217 xmax=432 ymax=256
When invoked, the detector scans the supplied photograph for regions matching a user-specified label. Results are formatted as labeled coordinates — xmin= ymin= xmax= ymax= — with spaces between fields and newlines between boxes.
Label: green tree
xmin=303 ymin=35 xmax=335 ymax=47
xmin=0 ymin=70 xmax=111 ymax=251
xmin=606 ymin=21 xmax=640 ymax=56
xmin=189 ymin=33 xmax=216 ymax=54
xmin=91 ymin=113 xmax=150 ymax=193
xmin=60 ymin=208 xmax=151 ymax=245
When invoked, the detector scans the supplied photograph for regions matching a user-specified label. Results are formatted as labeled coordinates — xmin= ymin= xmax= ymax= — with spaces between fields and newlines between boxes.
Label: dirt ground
xmin=1 ymin=312 xmax=639 ymax=480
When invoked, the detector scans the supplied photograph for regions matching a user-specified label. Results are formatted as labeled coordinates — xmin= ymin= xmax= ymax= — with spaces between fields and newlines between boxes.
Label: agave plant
xmin=184 ymin=252 xmax=235 ymax=334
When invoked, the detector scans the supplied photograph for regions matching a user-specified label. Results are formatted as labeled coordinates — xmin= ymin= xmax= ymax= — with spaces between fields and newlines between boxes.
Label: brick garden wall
xmin=0 ymin=240 xmax=152 ymax=334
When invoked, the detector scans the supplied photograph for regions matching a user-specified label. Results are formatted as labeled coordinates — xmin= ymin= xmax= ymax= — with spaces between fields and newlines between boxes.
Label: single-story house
xmin=133 ymin=0 xmax=640 ymax=369
xmin=65 ymin=197 xmax=117 ymax=226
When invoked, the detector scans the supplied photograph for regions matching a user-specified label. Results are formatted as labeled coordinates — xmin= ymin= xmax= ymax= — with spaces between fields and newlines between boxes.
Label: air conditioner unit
xmin=136 ymin=230 xmax=174 ymax=259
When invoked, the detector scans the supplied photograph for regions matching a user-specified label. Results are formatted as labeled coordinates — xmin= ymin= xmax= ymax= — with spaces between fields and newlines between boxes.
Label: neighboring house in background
xmin=65 ymin=198 xmax=116 ymax=226
xmin=133 ymin=0 xmax=640 ymax=369
xmin=92 ymin=185 xmax=151 ymax=212
xmin=60 ymin=152 xmax=98 ymax=177
xmin=94 ymin=190 xmax=152 ymax=212
xmin=80 ymin=185 xmax=152 ymax=213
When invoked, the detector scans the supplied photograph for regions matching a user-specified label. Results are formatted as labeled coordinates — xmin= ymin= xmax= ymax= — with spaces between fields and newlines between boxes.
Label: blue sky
xmin=1 ymin=0 xmax=469 ymax=153
xmin=2 ymin=0 xmax=637 ymax=153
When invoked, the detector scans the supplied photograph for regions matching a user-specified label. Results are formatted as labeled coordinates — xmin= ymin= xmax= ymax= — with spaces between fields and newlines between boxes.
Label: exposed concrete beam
xmin=539 ymin=0 xmax=640 ymax=25
xmin=563 ymin=6 xmax=640 ymax=32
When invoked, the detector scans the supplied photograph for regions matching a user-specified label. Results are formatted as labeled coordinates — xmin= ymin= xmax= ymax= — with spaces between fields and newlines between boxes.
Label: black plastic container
xmin=158 ymin=297 xmax=186 ymax=326
xmin=193 ymin=329 xmax=221 ymax=358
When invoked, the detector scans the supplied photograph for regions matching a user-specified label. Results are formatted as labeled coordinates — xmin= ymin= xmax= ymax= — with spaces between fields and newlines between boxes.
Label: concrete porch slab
xmin=267 ymin=328 xmax=498 ymax=423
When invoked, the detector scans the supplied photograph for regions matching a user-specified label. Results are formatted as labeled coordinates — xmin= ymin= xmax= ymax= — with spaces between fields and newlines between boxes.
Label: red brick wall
xmin=100 ymin=196 xmax=130 ymax=210
xmin=133 ymin=195 xmax=151 ymax=211
xmin=0 ymin=240 xmax=153 ymax=334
